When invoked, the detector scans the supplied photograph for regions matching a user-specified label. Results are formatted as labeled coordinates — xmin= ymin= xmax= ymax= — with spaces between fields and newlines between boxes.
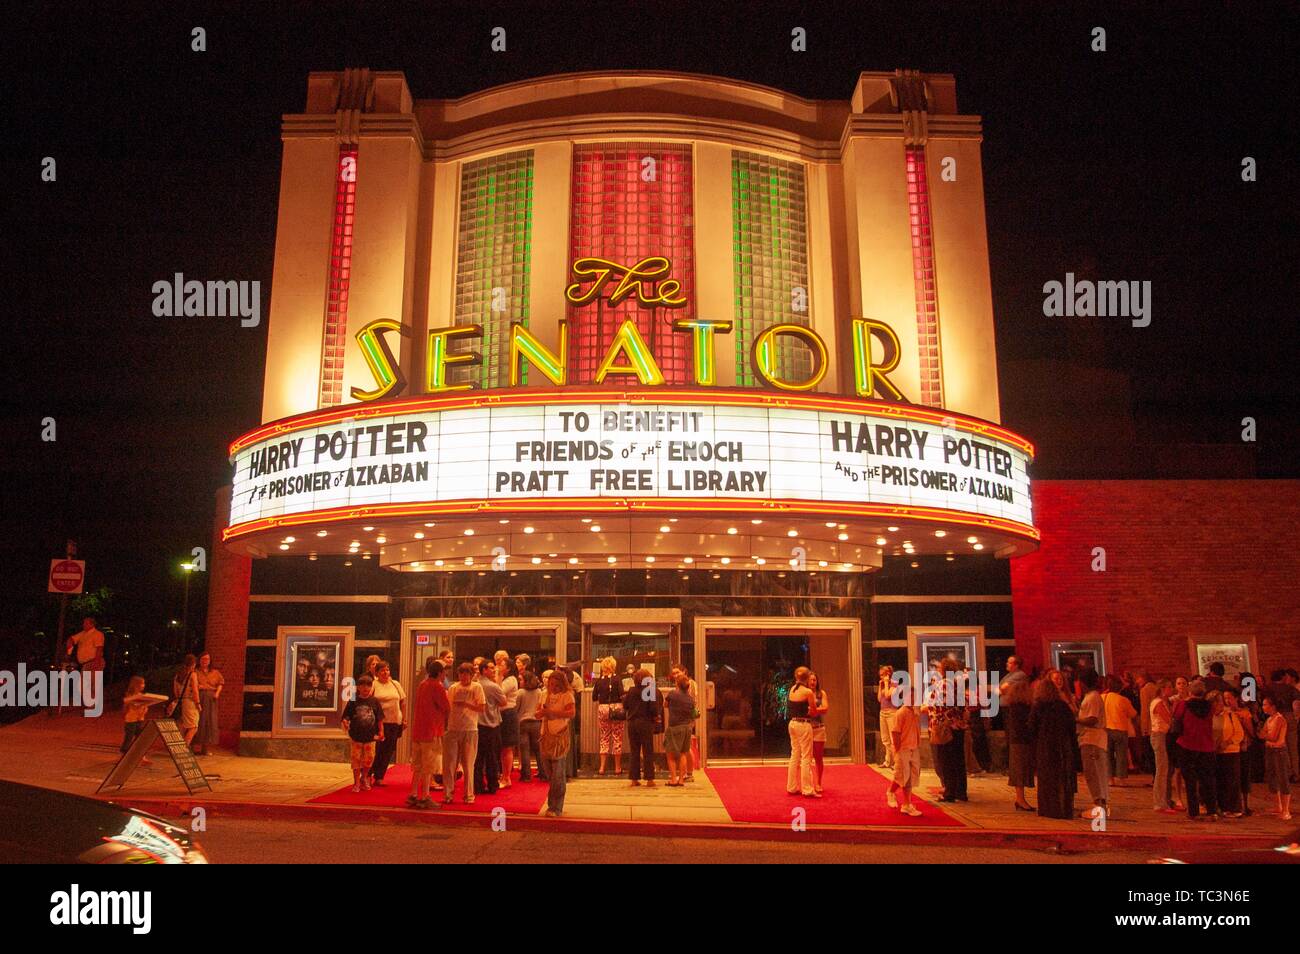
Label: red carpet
xmin=309 ymin=765 xmax=549 ymax=814
xmin=706 ymin=765 xmax=963 ymax=827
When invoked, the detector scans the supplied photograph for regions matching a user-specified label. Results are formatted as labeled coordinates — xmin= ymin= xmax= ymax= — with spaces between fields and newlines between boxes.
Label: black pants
xmin=970 ymin=722 xmax=992 ymax=773
xmin=120 ymin=720 xmax=144 ymax=754
xmin=568 ymin=713 xmax=580 ymax=778
xmin=372 ymin=723 xmax=400 ymax=781
xmin=628 ymin=719 xmax=656 ymax=781
xmin=1216 ymin=752 xmax=1242 ymax=814
xmin=474 ymin=724 xmax=501 ymax=795
xmin=1138 ymin=735 xmax=1155 ymax=775
xmin=1182 ymin=749 xmax=1219 ymax=817
xmin=518 ymin=719 xmax=546 ymax=781
xmin=935 ymin=730 xmax=968 ymax=800
xmin=1240 ymin=745 xmax=1253 ymax=810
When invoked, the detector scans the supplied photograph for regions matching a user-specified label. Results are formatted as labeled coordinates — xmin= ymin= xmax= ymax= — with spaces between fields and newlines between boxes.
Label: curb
xmin=99 ymin=794 xmax=1287 ymax=854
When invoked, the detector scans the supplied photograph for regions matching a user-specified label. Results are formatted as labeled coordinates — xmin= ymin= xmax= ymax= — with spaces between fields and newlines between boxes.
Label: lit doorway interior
xmin=397 ymin=617 xmax=566 ymax=765
xmin=694 ymin=617 xmax=864 ymax=767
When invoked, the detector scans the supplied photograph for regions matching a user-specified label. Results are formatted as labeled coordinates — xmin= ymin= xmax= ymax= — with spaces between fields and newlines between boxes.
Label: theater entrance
xmin=694 ymin=617 xmax=864 ymax=767
xmin=396 ymin=617 xmax=567 ymax=765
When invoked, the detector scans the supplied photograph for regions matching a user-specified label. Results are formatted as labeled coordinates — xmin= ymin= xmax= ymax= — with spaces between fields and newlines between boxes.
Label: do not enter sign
xmin=48 ymin=560 xmax=85 ymax=594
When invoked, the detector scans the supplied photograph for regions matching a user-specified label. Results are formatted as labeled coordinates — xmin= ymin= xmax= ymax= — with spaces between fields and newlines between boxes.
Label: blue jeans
xmin=1106 ymin=729 xmax=1129 ymax=778
xmin=1151 ymin=732 xmax=1170 ymax=808
xmin=546 ymin=757 xmax=568 ymax=814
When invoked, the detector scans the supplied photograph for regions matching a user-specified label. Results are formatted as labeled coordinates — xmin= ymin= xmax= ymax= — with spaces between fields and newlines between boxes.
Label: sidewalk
xmin=4 ymin=711 xmax=1293 ymax=853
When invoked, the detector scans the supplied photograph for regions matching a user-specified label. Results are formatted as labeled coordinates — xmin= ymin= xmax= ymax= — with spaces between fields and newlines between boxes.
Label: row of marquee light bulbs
xmin=274 ymin=518 xmax=989 ymax=572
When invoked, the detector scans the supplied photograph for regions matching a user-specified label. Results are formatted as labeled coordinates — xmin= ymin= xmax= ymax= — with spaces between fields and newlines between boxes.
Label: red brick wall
xmin=203 ymin=485 xmax=252 ymax=748
xmin=1012 ymin=480 xmax=1300 ymax=679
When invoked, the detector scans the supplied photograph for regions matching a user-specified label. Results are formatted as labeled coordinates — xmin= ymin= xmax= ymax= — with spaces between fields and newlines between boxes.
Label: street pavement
xmin=3 ymin=709 xmax=1294 ymax=854
xmin=192 ymin=815 xmax=1156 ymax=864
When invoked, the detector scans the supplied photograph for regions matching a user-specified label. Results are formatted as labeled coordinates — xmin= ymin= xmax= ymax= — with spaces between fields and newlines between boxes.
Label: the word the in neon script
xmin=564 ymin=256 xmax=688 ymax=309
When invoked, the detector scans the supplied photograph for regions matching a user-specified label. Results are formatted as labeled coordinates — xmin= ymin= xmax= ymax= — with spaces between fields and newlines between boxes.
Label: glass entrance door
xmin=705 ymin=634 xmax=808 ymax=763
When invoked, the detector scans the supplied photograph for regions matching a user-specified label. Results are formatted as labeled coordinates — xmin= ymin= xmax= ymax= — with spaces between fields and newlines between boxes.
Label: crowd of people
xmin=117 ymin=650 xmax=224 ymax=759
xmin=339 ymin=651 xmax=702 ymax=817
xmin=866 ymin=657 xmax=1297 ymax=824
xmin=130 ymin=639 xmax=1297 ymax=829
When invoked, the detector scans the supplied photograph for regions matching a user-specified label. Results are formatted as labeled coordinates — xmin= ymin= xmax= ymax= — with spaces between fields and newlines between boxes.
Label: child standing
xmin=1261 ymin=697 xmax=1293 ymax=820
xmin=121 ymin=676 xmax=154 ymax=766
xmin=342 ymin=675 xmax=385 ymax=793
xmin=887 ymin=703 xmax=923 ymax=817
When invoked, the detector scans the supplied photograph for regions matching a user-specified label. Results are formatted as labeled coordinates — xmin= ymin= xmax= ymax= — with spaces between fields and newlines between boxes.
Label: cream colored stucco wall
xmin=260 ymin=71 xmax=1004 ymax=429
xmin=260 ymin=137 xmax=336 ymax=423
xmin=925 ymin=139 xmax=1001 ymax=422
xmin=840 ymin=135 xmax=923 ymax=404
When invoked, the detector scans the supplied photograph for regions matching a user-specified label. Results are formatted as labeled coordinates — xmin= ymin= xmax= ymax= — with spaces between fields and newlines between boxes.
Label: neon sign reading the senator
xmin=349 ymin=256 xmax=909 ymax=404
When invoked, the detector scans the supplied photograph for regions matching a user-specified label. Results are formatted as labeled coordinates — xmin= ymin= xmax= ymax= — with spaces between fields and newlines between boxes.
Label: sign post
xmin=48 ymin=542 xmax=80 ymax=716
xmin=97 ymin=718 xmax=212 ymax=795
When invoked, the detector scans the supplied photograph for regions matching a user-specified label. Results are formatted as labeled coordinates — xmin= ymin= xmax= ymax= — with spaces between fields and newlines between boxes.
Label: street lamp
xmin=180 ymin=562 xmax=196 ymax=645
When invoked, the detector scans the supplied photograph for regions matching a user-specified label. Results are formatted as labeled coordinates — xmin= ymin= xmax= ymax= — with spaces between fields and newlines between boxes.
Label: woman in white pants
xmin=1149 ymin=679 xmax=1177 ymax=812
xmin=877 ymin=665 xmax=899 ymax=768
xmin=786 ymin=667 xmax=820 ymax=797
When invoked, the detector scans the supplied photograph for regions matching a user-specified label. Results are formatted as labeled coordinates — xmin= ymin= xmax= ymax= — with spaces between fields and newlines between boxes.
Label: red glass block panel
xmin=319 ymin=145 xmax=358 ymax=407
xmin=905 ymin=146 xmax=944 ymax=408
xmin=567 ymin=143 xmax=694 ymax=385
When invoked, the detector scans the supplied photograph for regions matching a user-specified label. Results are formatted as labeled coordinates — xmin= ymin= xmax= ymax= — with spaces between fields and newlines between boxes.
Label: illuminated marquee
xmin=227 ymin=389 xmax=1034 ymax=541
xmin=350 ymin=256 xmax=908 ymax=401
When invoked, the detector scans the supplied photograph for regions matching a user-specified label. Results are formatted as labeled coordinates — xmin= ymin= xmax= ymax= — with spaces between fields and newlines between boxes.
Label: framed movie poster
xmin=924 ymin=641 xmax=971 ymax=670
xmin=907 ymin=627 xmax=984 ymax=677
xmin=290 ymin=641 xmax=339 ymax=712
xmin=1189 ymin=639 xmax=1255 ymax=681
xmin=1048 ymin=640 xmax=1108 ymax=678
xmin=274 ymin=626 xmax=355 ymax=737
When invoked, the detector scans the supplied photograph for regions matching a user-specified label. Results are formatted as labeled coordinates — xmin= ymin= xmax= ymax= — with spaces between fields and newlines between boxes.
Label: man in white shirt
xmin=1076 ymin=668 xmax=1110 ymax=818
xmin=66 ymin=617 xmax=105 ymax=672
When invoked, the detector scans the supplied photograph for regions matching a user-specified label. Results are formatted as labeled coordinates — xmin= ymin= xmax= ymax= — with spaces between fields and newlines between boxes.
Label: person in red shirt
xmin=1173 ymin=680 xmax=1219 ymax=821
xmin=407 ymin=658 xmax=450 ymax=810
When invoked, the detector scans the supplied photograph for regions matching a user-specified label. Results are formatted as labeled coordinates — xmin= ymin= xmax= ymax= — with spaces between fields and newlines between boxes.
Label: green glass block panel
xmin=730 ymin=150 xmax=810 ymax=387
xmin=452 ymin=149 xmax=535 ymax=388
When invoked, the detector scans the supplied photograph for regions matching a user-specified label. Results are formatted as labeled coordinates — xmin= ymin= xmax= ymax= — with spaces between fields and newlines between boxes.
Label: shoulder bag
xmin=540 ymin=715 xmax=571 ymax=761
xmin=929 ymin=711 xmax=954 ymax=745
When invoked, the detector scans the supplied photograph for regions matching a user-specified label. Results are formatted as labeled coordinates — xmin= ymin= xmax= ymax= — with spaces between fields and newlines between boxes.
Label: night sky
xmin=6 ymin=2 xmax=1296 ymax=651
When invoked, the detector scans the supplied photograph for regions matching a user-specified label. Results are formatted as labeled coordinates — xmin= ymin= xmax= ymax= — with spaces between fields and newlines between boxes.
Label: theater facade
xmin=209 ymin=68 xmax=1041 ymax=764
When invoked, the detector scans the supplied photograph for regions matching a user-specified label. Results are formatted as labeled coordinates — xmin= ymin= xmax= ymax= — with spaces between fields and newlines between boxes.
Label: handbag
xmin=929 ymin=714 xmax=954 ymax=745
xmin=540 ymin=720 xmax=571 ymax=760
xmin=607 ymin=702 xmax=626 ymax=722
